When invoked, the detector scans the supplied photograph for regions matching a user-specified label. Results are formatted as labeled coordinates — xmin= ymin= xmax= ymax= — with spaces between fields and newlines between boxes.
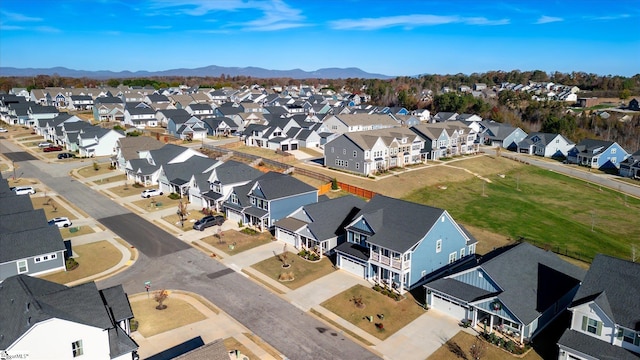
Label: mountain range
xmin=0 ymin=65 xmax=393 ymax=80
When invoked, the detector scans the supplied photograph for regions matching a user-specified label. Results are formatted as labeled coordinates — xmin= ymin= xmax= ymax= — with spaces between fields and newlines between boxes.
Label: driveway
xmin=286 ymin=270 xmax=370 ymax=311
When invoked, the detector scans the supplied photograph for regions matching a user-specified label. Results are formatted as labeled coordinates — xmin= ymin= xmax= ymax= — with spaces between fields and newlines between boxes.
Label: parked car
xmin=48 ymin=217 xmax=72 ymax=228
xmin=0 ymin=127 xmax=8 ymax=132
xmin=43 ymin=146 xmax=63 ymax=152
xmin=37 ymin=142 xmax=52 ymax=148
xmin=10 ymin=186 xmax=36 ymax=195
xmin=193 ymin=215 xmax=225 ymax=231
xmin=141 ymin=188 xmax=163 ymax=198
xmin=57 ymin=152 xmax=75 ymax=159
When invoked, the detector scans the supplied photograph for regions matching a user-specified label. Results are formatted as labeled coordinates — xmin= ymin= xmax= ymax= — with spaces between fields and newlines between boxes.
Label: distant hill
xmin=0 ymin=65 xmax=393 ymax=80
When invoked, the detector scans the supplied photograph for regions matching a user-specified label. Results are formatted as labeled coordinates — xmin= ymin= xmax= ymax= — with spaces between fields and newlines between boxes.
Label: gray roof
xmin=163 ymin=156 xmax=218 ymax=184
xmin=298 ymin=195 xmax=365 ymax=241
xmin=570 ymin=254 xmax=640 ymax=330
xmin=250 ymin=171 xmax=317 ymax=200
xmin=99 ymin=285 xmax=134 ymax=322
xmin=212 ymin=160 xmax=263 ymax=185
xmin=0 ymin=276 xmax=136 ymax=351
xmin=0 ymin=209 xmax=49 ymax=234
xmin=174 ymin=338 xmax=228 ymax=360
xmin=0 ymin=226 xmax=66 ymax=263
xmin=426 ymin=278 xmax=494 ymax=302
xmin=0 ymin=194 xmax=34 ymax=215
xmin=573 ymin=139 xmax=617 ymax=155
xmin=117 ymin=137 xmax=165 ymax=162
xmin=148 ymin=144 xmax=192 ymax=165
xmin=480 ymin=242 xmax=585 ymax=324
xmin=274 ymin=217 xmax=307 ymax=232
xmin=331 ymin=113 xmax=398 ymax=127
xmin=558 ymin=329 xmax=640 ymax=360
xmin=334 ymin=241 xmax=369 ymax=261
xmin=351 ymin=195 xmax=446 ymax=253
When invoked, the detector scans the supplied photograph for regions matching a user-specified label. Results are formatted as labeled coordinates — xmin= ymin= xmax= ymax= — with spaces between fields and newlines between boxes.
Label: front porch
xmin=471 ymin=308 xmax=525 ymax=345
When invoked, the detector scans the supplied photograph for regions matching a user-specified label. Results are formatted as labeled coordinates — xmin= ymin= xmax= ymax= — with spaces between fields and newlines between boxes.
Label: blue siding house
xmin=334 ymin=195 xmax=477 ymax=294
xmin=566 ymin=139 xmax=629 ymax=170
xmin=223 ymin=172 xmax=318 ymax=231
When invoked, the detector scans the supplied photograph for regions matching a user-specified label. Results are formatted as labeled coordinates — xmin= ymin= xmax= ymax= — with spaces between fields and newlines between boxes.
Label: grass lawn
xmin=130 ymin=296 xmax=206 ymax=338
xmin=202 ymin=229 xmax=273 ymax=254
xmin=107 ymin=183 xmax=147 ymax=198
xmin=230 ymin=145 xmax=286 ymax=160
xmin=59 ymin=225 xmax=96 ymax=238
xmin=0 ymin=163 xmax=8 ymax=172
xmin=31 ymin=197 xmax=77 ymax=220
xmin=321 ymin=284 xmax=425 ymax=340
xmin=161 ymin=211 xmax=205 ymax=230
xmin=132 ymin=196 xmax=183 ymax=210
xmin=7 ymin=177 xmax=39 ymax=186
xmin=40 ymin=240 xmax=122 ymax=284
xmin=404 ymin=163 xmax=640 ymax=262
xmin=251 ymin=251 xmax=336 ymax=290
xmin=92 ymin=173 xmax=126 ymax=184
xmin=427 ymin=331 xmax=543 ymax=360
xmin=77 ymin=163 xmax=117 ymax=178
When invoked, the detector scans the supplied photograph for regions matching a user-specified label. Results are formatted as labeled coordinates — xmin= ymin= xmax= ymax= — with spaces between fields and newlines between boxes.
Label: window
xmin=355 ymin=163 xmax=360 ymax=169
xmin=436 ymin=239 xmax=442 ymax=253
xmin=230 ymin=193 xmax=238 ymax=204
xmin=331 ymin=147 xmax=334 ymax=153
xmin=17 ymin=260 xmax=28 ymax=274
xmin=621 ymin=329 xmax=640 ymax=345
xmin=353 ymin=151 xmax=357 ymax=157
xmin=449 ymin=252 xmax=457 ymax=264
xmin=611 ymin=148 xmax=617 ymax=154
xmin=72 ymin=340 xmax=83 ymax=357
xmin=582 ymin=316 xmax=601 ymax=335
xmin=460 ymin=248 xmax=465 ymax=258
xmin=343 ymin=149 xmax=346 ymax=155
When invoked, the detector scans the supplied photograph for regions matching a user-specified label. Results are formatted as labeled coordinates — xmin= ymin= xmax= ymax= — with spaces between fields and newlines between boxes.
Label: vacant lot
xmin=404 ymin=163 xmax=640 ymax=261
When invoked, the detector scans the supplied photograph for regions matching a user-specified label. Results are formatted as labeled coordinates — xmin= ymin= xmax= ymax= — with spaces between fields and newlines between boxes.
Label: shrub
xmin=505 ymin=340 xmax=516 ymax=353
xmin=240 ymin=228 xmax=258 ymax=235
xmin=168 ymin=193 xmax=181 ymax=200
xmin=130 ymin=318 xmax=139 ymax=332
xmin=93 ymin=162 xmax=100 ymax=171
xmin=237 ymin=220 xmax=244 ymax=228
xmin=331 ymin=178 xmax=339 ymax=190
xmin=66 ymin=258 xmax=79 ymax=271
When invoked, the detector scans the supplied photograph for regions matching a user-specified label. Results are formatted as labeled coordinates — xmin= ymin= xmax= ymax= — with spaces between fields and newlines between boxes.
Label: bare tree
xmin=469 ymin=337 xmax=487 ymax=360
xmin=279 ymin=244 xmax=290 ymax=267
xmin=177 ymin=200 xmax=188 ymax=227
xmin=154 ymin=289 xmax=169 ymax=310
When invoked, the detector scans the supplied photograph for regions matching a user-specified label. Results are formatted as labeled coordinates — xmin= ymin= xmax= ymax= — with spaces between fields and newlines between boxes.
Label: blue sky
xmin=1 ymin=0 xmax=638 ymax=77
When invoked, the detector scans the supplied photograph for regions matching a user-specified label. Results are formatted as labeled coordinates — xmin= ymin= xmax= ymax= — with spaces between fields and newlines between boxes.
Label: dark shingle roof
xmin=570 ymin=254 xmax=640 ymax=330
xmin=426 ymin=278 xmax=494 ymax=302
xmin=100 ymin=285 xmax=134 ymax=322
xmin=352 ymin=195 xmax=446 ymax=252
xmin=0 ymin=226 xmax=66 ymax=263
xmin=251 ymin=172 xmax=317 ymax=200
xmin=300 ymin=195 xmax=365 ymax=241
xmin=212 ymin=160 xmax=263 ymax=185
xmin=558 ymin=329 xmax=640 ymax=360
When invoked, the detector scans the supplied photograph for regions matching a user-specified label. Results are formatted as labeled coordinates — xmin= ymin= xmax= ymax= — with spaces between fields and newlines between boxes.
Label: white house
xmin=77 ymin=127 xmax=125 ymax=158
xmin=517 ymin=132 xmax=575 ymax=158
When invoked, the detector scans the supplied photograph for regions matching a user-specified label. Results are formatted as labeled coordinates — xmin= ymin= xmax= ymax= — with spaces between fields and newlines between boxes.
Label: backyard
xmin=251 ymin=251 xmax=336 ymax=290
xmin=321 ymin=284 xmax=425 ymax=340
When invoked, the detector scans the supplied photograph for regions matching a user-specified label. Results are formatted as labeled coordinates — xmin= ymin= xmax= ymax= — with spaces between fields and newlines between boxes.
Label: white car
xmin=0 ymin=127 xmax=8 ymax=133
xmin=48 ymin=217 xmax=72 ymax=228
xmin=38 ymin=142 xmax=52 ymax=148
xmin=10 ymin=186 xmax=36 ymax=195
xmin=141 ymin=188 xmax=163 ymax=198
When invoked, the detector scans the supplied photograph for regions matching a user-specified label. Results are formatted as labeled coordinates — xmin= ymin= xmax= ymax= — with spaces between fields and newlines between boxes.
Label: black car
xmin=193 ymin=215 xmax=225 ymax=231
xmin=57 ymin=152 xmax=75 ymax=159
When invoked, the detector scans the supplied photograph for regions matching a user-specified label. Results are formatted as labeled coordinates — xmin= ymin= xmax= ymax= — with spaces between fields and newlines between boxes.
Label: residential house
xmin=433 ymin=112 xmax=459 ymax=122
xmin=59 ymin=120 xmax=94 ymax=152
xmin=324 ymin=127 xmax=425 ymax=176
xmin=334 ymin=195 xmax=478 ymax=295
xmin=167 ymin=115 xmax=208 ymax=141
xmin=557 ymin=254 xmax=640 ymax=360
xmin=156 ymin=108 xmax=190 ymax=128
xmin=0 ymin=175 xmax=66 ymax=282
xmin=27 ymin=105 xmax=59 ymax=126
xmin=412 ymin=109 xmax=431 ymax=121
xmin=479 ymin=121 xmax=527 ymax=150
xmin=93 ymin=97 xmax=125 ymax=122
xmin=157 ymin=155 xmax=219 ymax=198
xmin=0 ymin=275 xmax=138 ymax=360
xmin=628 ymin=98 xmax=639 ymax=111
xmin=195 ymin=160 xmax=264 ymax=211
xmin=425 ymin=242 xmax=585 ymax=344
xmin=566 ymin=139 xmax=629 ymax=170
xmin=517 ymin=132 xmax=575 ymax=158
xmin=619 ymin=150 xmax=640 ymax=179
xmin=125 ymin=144 xmax=208 ymax=186
xmin=77 ymin=127 xmax=125 ymax=158
xmin=201 ymin=116 xmax=238 ymax=136
xmin=67 ymin=95 xmax=94 ymax=111
xmin=185 ymin=103 xmax=215 ymax=117
xmin=274 ymin=195 xmax=366 ymax=258
xmin=224 ymin=172 xmax=318 ymax=231
xmin=321 ymin=113 xmax=399 ymax=135
xmin=112 ymin=136 xmax=164 ymax=171
xmin=124 ymin=105 xmax=157 ymax=129
xmin=411 ymin=121 xmax=479 ymax=160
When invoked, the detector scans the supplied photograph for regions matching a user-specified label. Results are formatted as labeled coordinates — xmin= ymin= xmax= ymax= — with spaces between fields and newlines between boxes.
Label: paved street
xmin=1 ymin=138 xmax=381 ymax=360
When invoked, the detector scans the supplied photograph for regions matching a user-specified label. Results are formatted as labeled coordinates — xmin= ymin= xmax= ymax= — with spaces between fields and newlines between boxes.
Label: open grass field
xmin=321 ymin=284 xmax=425 ymax=340
xmin=40 ymin=240 xmax=121 ymax=284
xmin=203 ymin=229 xmax=273 ymax=254
xmin=251 ymin=251 xmax=336 ymax=290
xmin=404 ymin=163 xmax=640 ymax=262
xmin=130 ymin=296 xmax=206 ymax=338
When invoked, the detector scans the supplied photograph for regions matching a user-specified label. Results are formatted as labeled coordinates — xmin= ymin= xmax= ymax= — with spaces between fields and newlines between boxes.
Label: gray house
xmin=274 ymin=195 xmax=366 ymax=258
xmin=479 ymin=121 xmax=527 ymax=150
xmin=224 ymin=172 xmax=318 ymax=231
xmin=0 ymin=176 xmax=66 ymax=282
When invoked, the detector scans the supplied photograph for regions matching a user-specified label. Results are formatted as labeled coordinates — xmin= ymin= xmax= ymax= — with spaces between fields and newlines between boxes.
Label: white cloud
xmin=146 ymin=0 xmax=306 ymax=31
xmin=1 ymin=10 xmax=42 ymax=22
xmin=329 ymin=14 xmax=509 ymax=30
xmin=535 ymin=15 xmax=563 ymax=24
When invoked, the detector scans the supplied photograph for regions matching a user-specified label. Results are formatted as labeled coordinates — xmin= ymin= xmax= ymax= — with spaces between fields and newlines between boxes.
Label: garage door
xmin=340 ymin=256 xmax=365 ymax=278
xmin=291 ymin=143 xmax=298 ymax=150
xmin=432 ymin=293 xmax=467 ymax=321
xmin=226 ymin=209 xmax=243 ymax=223
xmin=276 ymin=227 xmax=296 ymax=246
xmin=281 ymin=144 xmax=289 ymax=151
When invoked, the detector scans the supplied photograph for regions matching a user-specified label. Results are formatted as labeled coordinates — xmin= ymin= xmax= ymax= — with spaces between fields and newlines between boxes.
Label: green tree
xmin=106 ymin=79 xmax=120 ymax=87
